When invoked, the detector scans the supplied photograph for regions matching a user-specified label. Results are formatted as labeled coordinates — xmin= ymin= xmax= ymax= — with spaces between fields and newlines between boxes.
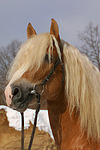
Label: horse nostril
xmin=12 ymin=87 xmax=22 ymax=99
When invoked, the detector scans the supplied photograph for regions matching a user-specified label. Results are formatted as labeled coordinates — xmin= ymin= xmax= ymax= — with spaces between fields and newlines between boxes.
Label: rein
xmin=20 ymin=56 xmax=64 ymax=150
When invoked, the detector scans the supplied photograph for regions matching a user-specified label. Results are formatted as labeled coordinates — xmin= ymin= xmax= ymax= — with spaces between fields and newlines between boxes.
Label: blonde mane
xmin=7 ymin=33 xmax=100 ymax=140
xmin=63 ymin=42 xmax=100 ymax=140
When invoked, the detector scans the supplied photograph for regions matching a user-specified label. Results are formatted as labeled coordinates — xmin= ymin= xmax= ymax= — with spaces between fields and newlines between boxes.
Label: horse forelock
xmin=63 ymin=41 xmax=100 ymax=140
xmin=7 ymin=33 xmax=61 ymax=82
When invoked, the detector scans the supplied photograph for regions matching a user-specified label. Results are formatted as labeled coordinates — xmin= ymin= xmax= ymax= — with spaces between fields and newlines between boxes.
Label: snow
xmin=0 ymin=105 xmax=53 ymax=139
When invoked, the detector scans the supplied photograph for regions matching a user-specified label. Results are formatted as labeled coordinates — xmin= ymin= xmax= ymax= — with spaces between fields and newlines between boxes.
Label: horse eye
xmin=45 ymin=54 xmax=54 ymax=62
xmin=45 ymin=54 xmax=49 ymax=61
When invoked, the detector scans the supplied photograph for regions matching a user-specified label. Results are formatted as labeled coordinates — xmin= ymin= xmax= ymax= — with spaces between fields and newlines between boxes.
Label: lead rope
xmin=21 ymin=93 xmax=40 ymax=150
xmin=21 ymin=113 xmax=24 ymax=150
xmin=28 ymin=93 xmax=40 ymax=150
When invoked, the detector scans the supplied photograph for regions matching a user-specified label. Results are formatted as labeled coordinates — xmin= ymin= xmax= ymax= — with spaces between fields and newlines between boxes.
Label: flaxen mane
xmin=63 ymin=42 xmax=100 ymax=140
xmin=7 ymin=33 xmax=100 ymax=140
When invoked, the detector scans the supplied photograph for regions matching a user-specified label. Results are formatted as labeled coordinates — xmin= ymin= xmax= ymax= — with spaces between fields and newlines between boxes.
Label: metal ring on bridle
xmin=33 ymin=81 xmax=44 ymax=95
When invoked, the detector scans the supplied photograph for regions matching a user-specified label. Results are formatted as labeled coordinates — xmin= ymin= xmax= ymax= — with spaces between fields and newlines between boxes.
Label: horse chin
xmin=11 ymin=107 xmax=27 ymax=113
xmin=11 ymin=95 xmax=37 ymax=113
xmin=27 ymin=99 xmax=38 ymax=109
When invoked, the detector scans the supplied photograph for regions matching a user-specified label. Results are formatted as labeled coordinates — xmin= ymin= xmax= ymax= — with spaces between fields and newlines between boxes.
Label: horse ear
xmin=50 ymin=18 xmax=60 ymax=43
xmin=27 ymin=23 xmax=37 ymax=39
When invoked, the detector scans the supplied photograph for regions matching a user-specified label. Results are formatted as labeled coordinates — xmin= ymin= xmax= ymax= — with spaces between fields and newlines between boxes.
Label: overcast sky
xmin=0 ymin=0 xmax=100 ymax=48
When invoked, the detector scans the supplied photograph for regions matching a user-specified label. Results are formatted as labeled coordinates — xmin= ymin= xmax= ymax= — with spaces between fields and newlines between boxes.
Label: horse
xmin=5 ymin=19 xmax=100 ymax=150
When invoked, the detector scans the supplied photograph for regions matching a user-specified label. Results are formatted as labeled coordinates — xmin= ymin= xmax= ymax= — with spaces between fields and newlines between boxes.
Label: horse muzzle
xmin=5 ymin=80 xmax=37 ymax=112
xmin=5 ymin=79 xmax=45 ymax=112
xmin=11 ymin=85 xmax=36 ymax=112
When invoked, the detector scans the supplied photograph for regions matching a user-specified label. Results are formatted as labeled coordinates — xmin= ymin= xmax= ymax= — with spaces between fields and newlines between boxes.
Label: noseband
xmin=21 ymin=56 xmax=64 ymax=150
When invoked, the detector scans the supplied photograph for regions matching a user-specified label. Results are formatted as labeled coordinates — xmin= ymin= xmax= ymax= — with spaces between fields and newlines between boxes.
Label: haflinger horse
xmin=5 ymin=19 xmax=100 ymax=150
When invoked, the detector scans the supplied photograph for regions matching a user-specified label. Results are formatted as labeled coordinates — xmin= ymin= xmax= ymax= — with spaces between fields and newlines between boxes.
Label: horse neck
xmin=47 ymin=88 xmax=77 ymax=149
xmin=47 ymin=88 xmax=100 ymax=150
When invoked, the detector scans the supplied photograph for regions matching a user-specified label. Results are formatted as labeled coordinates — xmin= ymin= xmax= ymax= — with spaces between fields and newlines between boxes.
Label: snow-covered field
xmin=0 ymin=105 xmax=53 ymax=139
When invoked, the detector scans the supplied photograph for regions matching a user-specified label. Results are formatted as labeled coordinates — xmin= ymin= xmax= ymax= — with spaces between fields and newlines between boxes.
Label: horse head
xmin=5 ymin=19 xmax=64 ymax=113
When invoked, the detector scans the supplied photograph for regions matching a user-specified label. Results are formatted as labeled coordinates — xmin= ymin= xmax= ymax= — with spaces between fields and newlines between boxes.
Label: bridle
xmin=20 ymin=55 xmax=64 ymax=150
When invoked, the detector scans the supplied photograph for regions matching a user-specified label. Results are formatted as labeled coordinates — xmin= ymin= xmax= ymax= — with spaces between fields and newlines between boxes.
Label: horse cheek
xmin=46 ymin=77 xmax=62 ymax=100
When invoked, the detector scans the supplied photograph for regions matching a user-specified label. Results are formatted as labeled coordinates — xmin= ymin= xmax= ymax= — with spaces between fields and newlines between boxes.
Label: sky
xmin=0 ymin=0 xmax=100 ymax=48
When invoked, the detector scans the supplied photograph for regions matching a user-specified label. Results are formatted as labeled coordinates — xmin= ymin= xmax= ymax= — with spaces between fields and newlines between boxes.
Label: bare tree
xmin=78 ymin=23 xmax=100 ymax=70
xmin=0 ymin=40 xmax=22 ymax=104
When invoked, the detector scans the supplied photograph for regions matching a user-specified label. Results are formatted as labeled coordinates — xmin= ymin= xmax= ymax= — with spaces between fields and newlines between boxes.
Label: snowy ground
xmin=0 ymin=105 xmax=53 ymax=139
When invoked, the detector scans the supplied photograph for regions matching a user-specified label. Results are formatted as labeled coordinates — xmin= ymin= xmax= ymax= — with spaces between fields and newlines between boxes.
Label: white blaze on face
xmin=5 ymin=83 xmax=13 ymax=106
xmin=4 ymin=70 xmax=23 ymax=106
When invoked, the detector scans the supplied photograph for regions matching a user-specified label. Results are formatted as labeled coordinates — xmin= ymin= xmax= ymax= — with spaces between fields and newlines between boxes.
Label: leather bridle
xmin=20 ymin=56 xmax=64 ymax=150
